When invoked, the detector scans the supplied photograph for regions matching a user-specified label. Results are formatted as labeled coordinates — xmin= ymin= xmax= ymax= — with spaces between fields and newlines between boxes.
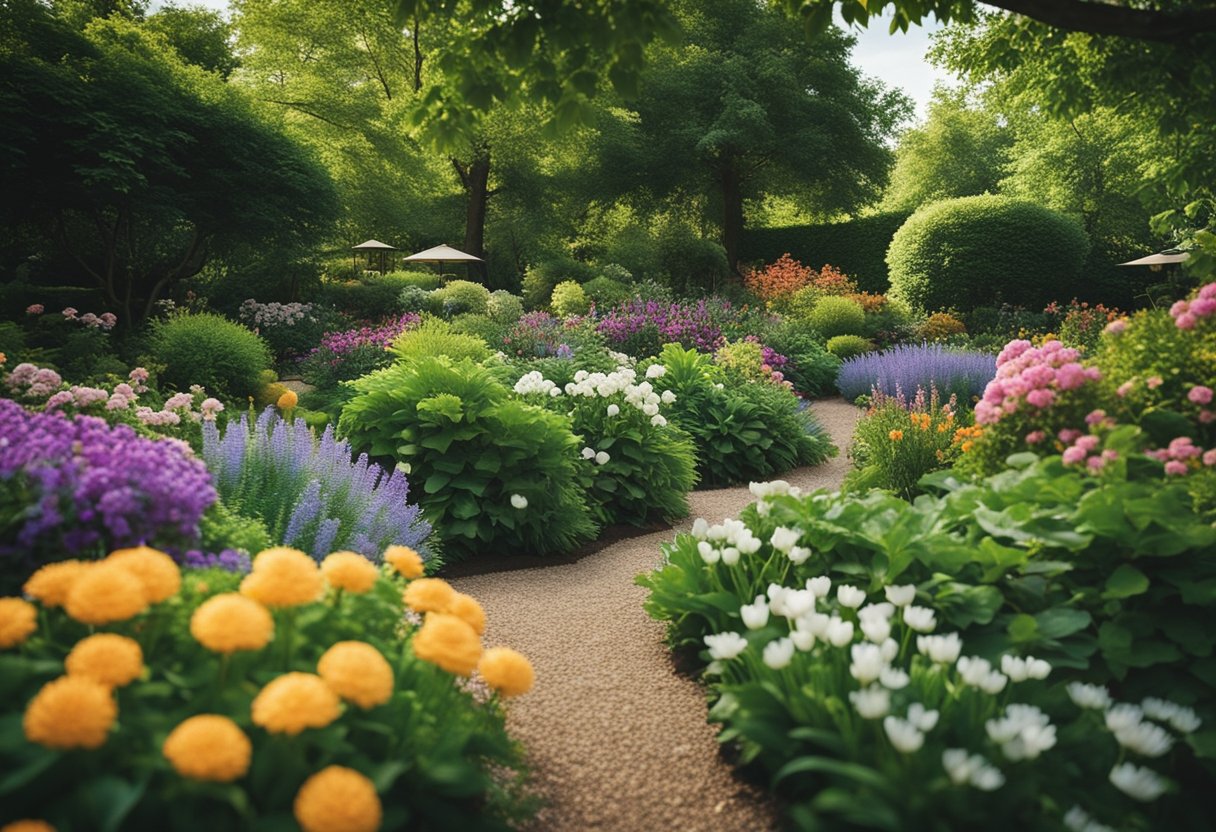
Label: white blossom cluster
xmin=1062 ymin=805 xmax=1116 ymax=832
xmin=942 ymin=749 xmax=1006 ymax=791
xmin=985 ymin=704 xmax=1057 ymax=760
xmin=513 ymin=371 xmax=563 ymax=397
xmin=690 ymin=516 xmax=762 ymax=565
xmin=748 ymin=479 xmax=803 ymax=516
xmin=513 ymin=366 xmax=676 ymax=427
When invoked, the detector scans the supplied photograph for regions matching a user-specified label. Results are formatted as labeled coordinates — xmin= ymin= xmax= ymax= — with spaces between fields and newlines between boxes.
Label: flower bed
xmin=836 ymin=343 xmax=996 ymax=403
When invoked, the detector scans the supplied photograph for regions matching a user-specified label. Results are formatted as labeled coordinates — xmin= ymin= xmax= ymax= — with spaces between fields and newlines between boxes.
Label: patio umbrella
xmin=403 ymin=243 xmax=484 ymax=280
xmin=1117 ymin=249 xmax=1190 ymax=271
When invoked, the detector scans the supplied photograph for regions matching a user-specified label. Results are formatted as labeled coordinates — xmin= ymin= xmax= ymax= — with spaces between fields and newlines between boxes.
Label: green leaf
xmin=1036 ymin=608 xmax=1092 ymax=639
xmin=1103 ymin=565 xmax=1150 ymax=600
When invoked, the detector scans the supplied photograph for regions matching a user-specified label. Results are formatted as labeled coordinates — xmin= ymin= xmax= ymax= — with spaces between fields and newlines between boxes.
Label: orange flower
xmin=251 ymin=673 xmax=341 ymax=735
xmin=277 ymin=389 xmax=299 ymax=409
xmin=318 ymin=641 xmax=394 ymax=709
xmin=384 ymin=545 xmax=424 ymax=579
xmin=411 ymin=613 xmax=481 ymax=676
xmin=23 ymin=560 xmax=89 ymax=607
xmin=403 ymin=577 xmax=455 ymax=614
xmin=65 ymin=634 xmax=143 ymax=688
xmin=320 ymin=551 xmax=378 ymax=594
xmin=240 ymin=547 xmax=325 ymax=608
xmin=478 ymin=647 xmax=534 ymax=697
xmin=163 ymin=715 xmax=252 ymax=782
xmin=23 ymin=676 xmax=116 ymax=750
xmin=448 ymin=593 xmax=486 ymax=635
xmin=191 ymin=593 xmax=274 ymax=654
xmin=0 ymin=597 xmax=37 ymax=649
xmin=65 ymin=563 xmax=148 ymax=625
xmin=888 ymin=430 xmax=903 ymax=442
xmin=107 ymin=545 xmax=181 ymax=603
xmin=294 ymin=766 xmax=382 ymax=832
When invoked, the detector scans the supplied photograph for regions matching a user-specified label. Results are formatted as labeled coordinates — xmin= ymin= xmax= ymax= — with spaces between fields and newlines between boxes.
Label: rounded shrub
xmin=150 ymin=312 xmax=271 ymax=398
xmin=550 ymin=280 xmax=590 ymax=317
xmin=582 ymin=276 xmax=632 ymax=309
xmin=808 ymin=296 xmax=866 ymax=338
xmin=397 ymin=285 xmax=436 ymax=315
xmin=918 ymin=312 xmax=967 ymax=341
xmin=432 ymin=279 xmax=490 ymax=316
xmin=487 ymin=290 xmax=525 ymax=324
xmin=390 ymin=319 xmax=492 ymax=364
xmin=887 ymin=195 xmax=1089 ymax=313
xmin=521 ymin=257 xmax=595 ymax=309
xmin=826 ymin=334 xmax=874 ymax=360
xmin=383 ymin=270 xmax=444 ymax=291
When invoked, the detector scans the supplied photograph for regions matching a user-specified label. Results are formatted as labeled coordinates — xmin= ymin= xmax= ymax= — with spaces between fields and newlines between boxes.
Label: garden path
xmin=451 ymin=399 xmax=861 ymax=831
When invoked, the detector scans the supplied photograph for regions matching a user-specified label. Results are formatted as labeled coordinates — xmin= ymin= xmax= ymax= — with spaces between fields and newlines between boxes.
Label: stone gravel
xmin=450 ymin=399 xmax=862 ymax=831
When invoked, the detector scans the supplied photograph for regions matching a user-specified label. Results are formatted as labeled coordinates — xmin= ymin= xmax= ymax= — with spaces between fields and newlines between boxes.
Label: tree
xmin=0 ymin=1 xmax=338 ymax=323
xmin=626 ymin=0 xmax=909 ymax=271
xmin=145 ymin=3 xmax=238 ymax=78
xmin=881 ymin=86 xmax=1010 ymax=213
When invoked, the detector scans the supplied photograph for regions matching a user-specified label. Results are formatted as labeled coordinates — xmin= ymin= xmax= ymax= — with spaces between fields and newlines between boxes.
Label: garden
xmin=1 ymin=0 xmax=1214 ymax=830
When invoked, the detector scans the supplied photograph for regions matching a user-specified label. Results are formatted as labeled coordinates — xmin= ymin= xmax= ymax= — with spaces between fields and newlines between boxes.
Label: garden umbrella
xmin=403 ymin=243 xmax=484 ymax=280
xmin=1117 ymin=249 xmax=1190 ymax=271
xmin=351 ymin=239 xmax=398 ymax=273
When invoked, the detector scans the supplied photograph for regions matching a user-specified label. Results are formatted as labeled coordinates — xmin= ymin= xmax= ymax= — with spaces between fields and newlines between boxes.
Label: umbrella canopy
xmin=1117 ymin=249 xmax=1189 ymax=267
xmin=352 ymin=239 xmax=397 ymax=251
xmin=403 ymin=243 xmax=484 ymax=263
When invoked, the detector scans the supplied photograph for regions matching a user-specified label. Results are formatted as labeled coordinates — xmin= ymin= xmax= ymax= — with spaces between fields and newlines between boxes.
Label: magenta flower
xmin=1187 ymin=385 xmax=1213 ymax=405
xmin=1164 ymin=460 xmax=1188 ymax=476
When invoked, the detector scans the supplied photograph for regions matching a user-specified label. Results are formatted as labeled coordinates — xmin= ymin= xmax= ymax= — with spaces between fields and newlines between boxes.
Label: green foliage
xmin=655 ymin=229 xmax=731 ymax=295
xmin=808 ymin=296 xmax=866 ymax=338
xmin=845 ymin=388 xmax=964 ymax=499
xmin=825 ymin=334 xmax=874 ymax=359
xmin=2 ymin=556 xmax=532 ymax=830
xmin=549 ymin=280 xmax=590 ymax=317
xmin=740 ymin=212 xmax=910 ymax=294
xmin=386 ymin=270 xmax=445 ymax=291
xmin=145 ymin=2 xmax=238 ymax=77
xmin=149 ymin=313 xmax=272 ymax=398
xmin=433 ymin=279 xmax=491 ymax=316
xmin=397 ymin=285 xmax=436 ymax=315
xmin=389 ymin=318 xmax=492 ymax=364
xmin=487 ymin=290 xmax=525 ymax=323
xmin=887 ymin=195 xmax=1090 ymax=312
xmin=582 ymin=276 xmax=632 ymax=309
xmin=763 ymin=322 xmax=841 ymax=397
xmin=521 ymin=257 xmax=595 ymax=309
xmin=339 ymin=357 xmax=597 ymax=557
xmin=651 ymin=345 xmax=835 ymax=487
xmin=198 ymin=498 xmax=273 ymax=556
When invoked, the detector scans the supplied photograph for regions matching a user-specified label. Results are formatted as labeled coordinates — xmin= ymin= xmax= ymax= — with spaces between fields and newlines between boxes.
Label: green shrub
xmin=887 ymin=195 xmax=1090 ymax=312
xmin=384 ymin=269 xmax=444 ymax=290
xmin=198 ymin=498 xmax=273 ymax=556
xmin=390 ymin=318 xmax=492 ymax=364
xmin=397 ymin=285 xmax=436 ymax=315
xmin=432 ymin=279 xmax=491 ymax=316
xmin=582 ymin=276 xmax=632 ymax=309
xmin=550 ymin=280 xmax=590 ymax=317
xmin=149 ymin=312 xmax=271 ymax=398
xmin=521 ymin=257 xmax=596 ymax=308
xmin=339 ymin=357 xmax=597 ymax=557
xmin=448 ymin=313 xmax=506 ymax=345
xmin=487 ymin=290 xmax=525 ymax=323
xmin=844 ymin=386 xmax=964 ymax=499
xmin=658 ymin=229 xmax=730 ymax=295
xmin=318 ymin=271 xmax=436 ymax=318
xmin=763 ymin=322 xmax=841 ymax=397
xmin=808 ymin=296 xmax=866 ymax=338
xmin=826 ymin=333 xmax=874 ymax=359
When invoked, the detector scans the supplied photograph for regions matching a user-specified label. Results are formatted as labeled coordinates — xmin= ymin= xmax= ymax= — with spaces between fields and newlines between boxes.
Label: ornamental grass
xmin=0 ymin=544 xmax=535 ymax=830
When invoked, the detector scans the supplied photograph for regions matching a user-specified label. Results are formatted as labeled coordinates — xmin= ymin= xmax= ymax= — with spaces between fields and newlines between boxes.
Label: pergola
xmin=351 ymin=239 xmax=398 ymax=274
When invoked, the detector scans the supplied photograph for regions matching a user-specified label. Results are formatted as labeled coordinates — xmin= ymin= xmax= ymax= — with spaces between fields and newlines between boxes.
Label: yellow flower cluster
xmin=251 ymin=672 xmax=341 ymax=735
xmin=384 ymin=545 xmax=424 ymax=579
xmin=107 ymin=545 xmax=181 ymax=603
xmin=65 ymin=634 xmax=144 ymax=688
xmin=22 ymin=560 xmax=87 ymax=607
xmin=241 ymin=547 xmax=325 ymax=608
xmin=163 ymin=715 xmax=252 ymax=782
xmin=321 ymin=551 xmax=379 ymax=594
xmin=403 ymin=577 xmax=455 ymax=613
xmin=953 ymin=425 xmax=984 ymax=454
xmin=0 ymin=597 xmax=37 ymax=649
xmin=888 ymin=429 xmax=904 ymax=442
xmin=411 ymin=613 xmax=482 ymax=676
xmin=294 ymin=765 xmax=382 ymax=832
xmin=318 ymin=641 xmax=394 ymax=709
xmin=23 ymin=676 xmax=117 ymax=750
xmin=191 ymin=593 xmax=274 ymax=654
xmin=478 ymin=647 xmax=535 ymax=698
xmin=22 ymin=547 xmax=182 ymax=627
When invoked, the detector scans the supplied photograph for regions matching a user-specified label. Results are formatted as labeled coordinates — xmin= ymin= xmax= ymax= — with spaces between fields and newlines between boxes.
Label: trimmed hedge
xmin=740 ymin=212 xmax=911 ymax=293
xmin=886 ymin=195 xmax=1089 ymax=313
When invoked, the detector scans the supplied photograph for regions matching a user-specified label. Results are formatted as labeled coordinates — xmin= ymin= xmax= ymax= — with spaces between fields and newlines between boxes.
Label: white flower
xmin=1105 ymin=704 xmax=1144 ymax=734
xmin=858 ymin=602 xmax=895 ymax=622
xmin=697 ymin=541 xmax=720 ymax=565
xmin=650 ymin=414 xmax=667 ymax=427
xmin=661 ymin=389 xmax=676 ymax=404
xmin=763 ymin=637 xmax=796 ymax=670
xmin=581 ymin=446 xmax=596 ymax=460
xmin=642 ymin=402 xmax=659 ymax=417
xmin=979 ymin=671 xmax=1008 ymax=695
xmin=797 ymin=612 xmax=830 ymax=638
xmin=715 ymin=382 xmax=724 ymax=390
xmin=883 ymin=716 xmax=924 ymax=753
xmin=791 ymin=629 xmax=816 ymax=651
xmin=987 ymin=705 xmax=1056 ymax=761
xmin=787 ymin=546 xmax=812 ymax=565
xmin=1001 ymin=654 xmax=1051 ymax=682
xmin=781 ymin=589 xmax=816 ymax=619
xmin=606 ymin=404 xmax=620 ymax=416
xmin=879 ymin=638 xmax=899 ymax=663
xmin=806 ymin=576 xmax=831 ymax=598
xmin=595 ymin=451 xmax=610 ymax=465
xmin=720 ymin=546 xmax=740 ymax=566
xmin=549 ymin=387 xmax=561 ymax=397
xmin=1141 ymin=698 xmax=1202 ymax=734
xmin=740 ymin=596 xmax=770 ymax=630
xmin=770 ymin=527 xmax=800 ymax=553
xmin=836 ymin=585 xmax=866 ymax=608
xmin=849 ymin=685 xmax=891 ymax=719
xmin=879 ymin=666 xmax=909 ymax=690
xmin=942 ymin=749 xmax=1006 ymax=791
xmin=1063 ymin=806 xmax=1115 ymax=832
xmin=970 ymin=764 xmax=1006 ymax=791
xmin=917 ymin=633 xmax=962 ymax=663
xmin=826 ymin=617 xmax=854 ymax=647
xmin=860 ymin=617 xmax=891 ymax=644
xmin=884 ymin=584 xmax=916 ymax=607
xmin=907 ymin=703 xmax=939 ymax=732
xmin=510 ymin=494 xmax=528 ymax=509
xmin=735 ymin=532 xmax=761 ymax=554
xmin=849 ymin=643 xmax=887 ymax=685
xmin=1109 ymin=763 xmax=1169 ymax=802
xmin=704 ymin=632 xmax=748 ymax=660
xmin=902 ymin=605 xmax=936 ymax=632
xmin=766 ymin=584 xmax=789 ymax=617
xmin=1113 ymin=720 xmax=1174 ymax=758
xmin=957 ymin=656 xmax=994 ymax=688
xmin=691 ymin=518 xmax=709 ymax=539
xmin=645 ymin=364 xmax=666 ymax=378
xmin=1066 ymin=682 xmax=1111 ymax=710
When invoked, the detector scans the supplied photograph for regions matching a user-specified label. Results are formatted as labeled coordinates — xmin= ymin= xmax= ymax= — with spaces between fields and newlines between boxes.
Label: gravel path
xmin=451 ymin=399 xmax=862 ymax=831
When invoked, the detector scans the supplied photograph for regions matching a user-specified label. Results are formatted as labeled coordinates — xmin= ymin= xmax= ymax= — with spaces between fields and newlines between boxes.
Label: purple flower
xmin=838 ymin=343 xmax=996 ymax=403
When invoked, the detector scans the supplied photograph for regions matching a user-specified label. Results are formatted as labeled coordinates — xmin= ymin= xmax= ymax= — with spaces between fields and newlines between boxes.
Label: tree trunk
xmin=720 ymin=161 xmax=744 ymax=274
xmin=452 ymin=142 xmax=492 ymax=280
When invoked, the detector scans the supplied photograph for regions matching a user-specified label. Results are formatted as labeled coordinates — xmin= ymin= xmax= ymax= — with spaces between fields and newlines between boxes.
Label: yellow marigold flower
xmin=65 ymin=563 xmax=148 ymax=625
xmin=383 ymin=545 xmax=424 ymax=579
xmin=23 ymin=560 xmax=88 ymax=607
xmin=0 ymin=597 xmax=37 ymax=650
xmin=65 ymin=634 xmax=143 ymax=688
xmin=277 ymin=389 xmax=299 ymax=409
xmin=320 ymin=551 xmax=378 ymax=594
xmin=888 ymin=430 xmax=903 ymax=441
xmin=251 ymin=673 xmax=341 ymax=735
xmin=106 ymin=545 xmax=181 ymax=603
xmin=403 ymin=577 xmax=455 ymax=614
xmin=162 ymin=715 xmax=252 ymax=782
xmin=190 ymin=593 xmax=274 ymax=654
xmin=23 ymin=676 xmax=116 ymax=750
xmin=240 ymin=547 xmax=325 ymax=608
xmin=317 ymin=641 xmax=394 ymax=709
xmin=1 ymin=821 xmax=56 ymax=832
xmin=448 ymin=592 xmax=486 ymax=635
xmin=478 ymin=647 xmax=534 ymax=698
xmin=411 ymin=613 xmax=481 ymax=676
xmin=294 ymin=766 xmax=382 ymax=832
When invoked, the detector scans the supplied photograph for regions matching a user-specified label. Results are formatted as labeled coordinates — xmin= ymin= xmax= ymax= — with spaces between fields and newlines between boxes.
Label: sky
xmin=155 ymin=1 xmax=949 ymax=122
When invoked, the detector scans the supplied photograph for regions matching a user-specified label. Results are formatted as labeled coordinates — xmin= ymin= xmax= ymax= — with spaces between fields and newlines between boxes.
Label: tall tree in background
xmin=145 ymin=3 xmax=238 ymax=78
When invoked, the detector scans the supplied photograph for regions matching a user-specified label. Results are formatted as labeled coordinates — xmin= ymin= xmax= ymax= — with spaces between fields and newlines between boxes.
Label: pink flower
xmin=1086 ymin=456 xmax=1107 ymax=471
xmin=1116 ymin=381 xmax=1134 ymax=398
xmin=1164 ymin=460 xmax=1188 ymax=476
xmin=164 ymin=392 xmax=194 ymax=411
xmin=1168 ymin=437 xmax=1201 ymax=459
xmin=1026 ymin=388 xmax=1055 ymax=409
xmin=1204 ymin=449 xmax=1216 ymax=467
xmin=1146 ymin=376 xmax=1163 ymax=390
xmin=1102 ymin=450 xmax=1119 ymax=462
xmin=44 ymin=390 xmax=74 ymax=409
xmin=1103 ymin=319 xmax=1126 ymax=335
xmin=1200 ymin=283 xmax=1216 ymax=300
xmin=1085 ymin=409 xmax=1108 ymax=426
xmin=25 ymin=304 xmax=44 ymax=315
xmin=106 ymin=394 xmax=129 ymax=411
xmin=1200 ymin=409 xmax=1215 ymax=424
xmin=61 ymin=307 xmax=78 ymax=319
xmin=200 ymin=398 xmax=224 ymax=421
xmin=1062 ymin=446 xmax=1088 ymax=465
xmin=1075 ymin=435 xmax=1100 ymax=453
xmin=1188 ymin=386 xmax=1213 ymax=405
xmin=996 ymin=340 xmax=1032 ymax=367
xmin=1055 ymin=363 xmax=1089 ymax=391
xmin=1191 ymin=297 xmax=1216 ymax=317
xmin=1025 ymin=431 xmax=1047 ymax=445
xmin=1058 ymin=429 xmax=1083 ymax=444
xmin=1170 ymin=300 xmax=1190 ymax=317
xmin=1176 ymin=313 xmax=1197 ymax=330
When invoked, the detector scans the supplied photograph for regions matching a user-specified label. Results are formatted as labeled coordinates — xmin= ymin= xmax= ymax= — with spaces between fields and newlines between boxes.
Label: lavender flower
xmin=838 ymin=343 xmax=996 ymax=404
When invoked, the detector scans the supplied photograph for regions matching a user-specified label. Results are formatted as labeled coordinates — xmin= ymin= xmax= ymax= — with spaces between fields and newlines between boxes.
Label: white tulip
xmin=917 ymin=633 xmax=962 ymax=664
xmin=581 ymin=446 xmax=596 ymax=459
xmin=858 ymin=602 xmax=895 ymax=622
xmin=791 ymin=629 xmax=816 ymax=651
xmin=704 ymin=632 xmax=748 ymax=660
xmin=836 ymin=585 xmax=866 ymax=608
xmin=798 ymin=612 xmax=830 ymax=638
xmin=849 ymin=643 xmax=887 ymax=685
xmin=736 ymin=533 xmax=762 ymax=554
xmin=770 ymin=526 xmax=800 ymax=552
xmin=907 ymin=703 xmax=939 ymax=732
xmin=848 ymin=685 xmax=891 ymax=719
xmin=826 ymin=617 xmax=854 ymax=647
xmin=787 ymin=545 xmax=812 ymax=565
xmin=691 ymin=518 xmax=709 ymax=539
xmin=860 ymin=617 xmax=891 ymax=644
xmin=510 ymin=494 xmax=528 ymax=509
xmin=697 ymin=541 xmax=720 ymax=565
xmin=720 ymin=546 xmax=740 ymax=566
xmin=806 ymin=576 xmax=831 ymax=598
xmin=883 ymin=716 xmax=924 ymax=753
xmin=903 ymin=605 xmax=937 ymax=633
xmin=1066 ymin=682 xmax=1111 ymax=710
xmin=766 ymin=583 xmax=789 ymax=617
xmin=763 ymin=637 xmax=796 ymax=669
xmin=781 ymin=589 xmax=816 ymax=619
xmin=595 ymin=451 xmax=610 ymax=465
xmin=1109 ymin=763 xmax=1169 ymax=802
xmin=879 ymin=666 xmax=909 ymax=690
xmin=740 ymin=596 xmax=769 ymax=630
xmin=1105 ymin=704 xmax=1145 ymax=734
xmin=884 ymin=584 xmax=916 ymax=607
xmin=1113 ymin=721 xmax=1174 ymax=758
xmin=956 ymin=656 xmax=993 ymax=688
xmin=879 ymin=638 xmax=899 ymax=663
xmin=979 ymin=671 xmax=1008 ymax=695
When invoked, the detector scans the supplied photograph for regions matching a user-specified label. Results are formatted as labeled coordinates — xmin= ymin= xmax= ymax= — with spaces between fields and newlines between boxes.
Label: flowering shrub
xmin=0 ymin=400 xmax=215 ymax=577
xmin=299 ymin=314 xmax=419 ymax=389
xmin=59 ymin=306 xmax=117 ymax=330
xmin=639 ymin=460 xmax=1216 ymax=829
xmin=845 ymin=385 xmax=964 ymax=499
xmin=917 ymin=311 xmax=967 ymax=341
xmin=514 ymin=365 xmax=698 ymax=526
xmin=743 ymin=253 xmax=814 ymax=302
xmin=499 ymin=311 xmax=604 ymax=359
xmin=238 ymin=298 xmax=314 ymax=329
xmin=764 ymin=323 xmax=842 ymax=398
xmin=237 ymin=299 xmax=327 ymax=362
xmin=202 ymin=408 xmax=432 ymax=563
xmin=596 ymin=298 xmax=723 ymax=357
xmin=0 ymin=547 xmax=534 ymax=829
xmin=837 ymin=343 xmax=996 ymax=403
xmin=714 ymin=339 xmax=793 ymax=389
xmin=340 ymin=357 xmax=597 ymax=558
xmin=1045 ymin=299 xmax=1121 ymax=354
